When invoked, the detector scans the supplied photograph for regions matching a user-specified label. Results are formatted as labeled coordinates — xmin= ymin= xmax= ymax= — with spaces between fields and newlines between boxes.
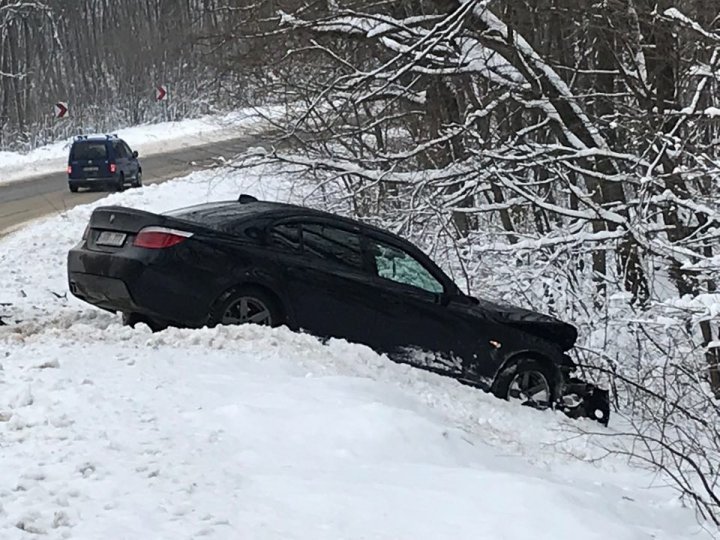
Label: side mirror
xmin=132 ymin=150 xmax=139 ymax=158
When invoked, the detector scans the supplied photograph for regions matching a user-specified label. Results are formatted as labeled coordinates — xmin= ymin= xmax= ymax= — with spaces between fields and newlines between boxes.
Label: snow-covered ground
xmin=0 ymin=167 xmax=715 ymax=539
xmin=0 ymin=107 xmax=283 ymax=186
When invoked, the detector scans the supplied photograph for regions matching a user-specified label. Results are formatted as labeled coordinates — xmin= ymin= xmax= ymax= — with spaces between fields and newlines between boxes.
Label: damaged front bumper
xmin=558 ymin=377 xmax=610 ymax=426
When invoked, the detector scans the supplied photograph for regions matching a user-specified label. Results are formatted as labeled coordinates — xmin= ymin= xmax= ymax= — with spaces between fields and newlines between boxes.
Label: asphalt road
xmin=0 ymin=135 xmax=264 ymax=235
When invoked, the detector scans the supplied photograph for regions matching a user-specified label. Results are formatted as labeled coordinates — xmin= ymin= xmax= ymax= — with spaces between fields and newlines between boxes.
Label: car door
xmin=363 ymin=234 xmax=471 ymax=375
xmin=123 ymin=141 xmax=139 ymax=178
xmin=111 ymin=140 xmax=129 ymax=177
xmin=267 ymin=219 xmax=380 ymax=347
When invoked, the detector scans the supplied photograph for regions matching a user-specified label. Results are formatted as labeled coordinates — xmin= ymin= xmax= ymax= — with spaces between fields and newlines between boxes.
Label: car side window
xmin=122 ymin=142 xmax=133 ymax=157
xmin=369 ymin=239 xmax=444 ymax=294
xmin=270 ymin=223 xmax=302 ymax=251
xmin=112 ymin=141 xmax=125 ymax=158
xmin=302 ymin=224 xmax=363 ymax=270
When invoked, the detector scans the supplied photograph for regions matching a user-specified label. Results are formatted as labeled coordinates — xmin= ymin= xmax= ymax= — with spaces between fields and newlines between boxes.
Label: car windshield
xmin=72 ymin=141 xmax=107 ymax=160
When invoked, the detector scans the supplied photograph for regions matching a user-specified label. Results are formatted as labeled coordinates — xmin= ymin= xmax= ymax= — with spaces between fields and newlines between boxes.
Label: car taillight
xmin=67 ymin=165 xmax=72 ymax=174
xmin=109 ymin=163 xmax=117 ymax=174
xmin=133 ymin=227 xmax=193 ymax=249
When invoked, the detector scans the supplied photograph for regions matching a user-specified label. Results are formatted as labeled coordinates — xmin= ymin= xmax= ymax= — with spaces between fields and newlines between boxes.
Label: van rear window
xmin=71 ymin=142 xmax=107 ymax=160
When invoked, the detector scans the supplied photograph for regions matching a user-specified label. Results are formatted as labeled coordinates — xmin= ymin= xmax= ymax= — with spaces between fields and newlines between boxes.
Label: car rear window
xmin=165 ymin=203 xmax=271 ymax=235
xmin=168 ymin=204 xmax=249 ymax=224
xmin=71 ymin=141 xmax=108 ymax=160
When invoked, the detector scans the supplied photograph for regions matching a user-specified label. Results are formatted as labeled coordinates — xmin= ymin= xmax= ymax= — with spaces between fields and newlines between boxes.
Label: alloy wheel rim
xmin=507 ymin=370 xmax=551 ymax=409
xmin=221 ymin=296 xmax=272 ymax=326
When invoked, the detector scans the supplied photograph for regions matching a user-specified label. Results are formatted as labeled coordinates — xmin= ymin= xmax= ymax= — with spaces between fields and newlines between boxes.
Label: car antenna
xmin=238 ymin=194 xmax=258 ymax=204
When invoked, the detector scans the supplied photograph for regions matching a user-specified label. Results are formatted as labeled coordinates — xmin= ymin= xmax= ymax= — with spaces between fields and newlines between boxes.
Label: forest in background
xmin=0 ymin=0 xmax=264 ymax=149
xmin=3 ymin=0 xmax=720 ymax=529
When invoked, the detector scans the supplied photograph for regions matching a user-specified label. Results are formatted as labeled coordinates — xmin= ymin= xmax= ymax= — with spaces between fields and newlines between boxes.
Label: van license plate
xmin=96 ymin=231 xmax=126 ymax=247
xmin=84 ymin=166 xmax=99 ymax=172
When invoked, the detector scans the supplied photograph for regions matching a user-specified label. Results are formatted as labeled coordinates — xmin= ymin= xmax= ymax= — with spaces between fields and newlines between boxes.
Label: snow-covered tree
xmin=221 ymin=0 xmax=720 ymax=524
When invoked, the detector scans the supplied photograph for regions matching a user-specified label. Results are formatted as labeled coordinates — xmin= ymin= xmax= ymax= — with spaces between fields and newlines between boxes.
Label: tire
xmin=122 ymin=312 xmax=166 ymax=332
xmin=492 ymin=358 xmax=556 ymax=410
xmin=210 ymin=287 xmax=283 ymax=328
xmin=116 ymin=174 xmax=125 ymax=192
xmin=133 ymin=171 xmax=142 ymax=188
xmin=69 ymin=183 xmax=79 ymax=193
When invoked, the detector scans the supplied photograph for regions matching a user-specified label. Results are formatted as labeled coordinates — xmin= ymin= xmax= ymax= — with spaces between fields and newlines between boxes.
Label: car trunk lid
xmin=85 ymin=206 xmax=173 ymax=252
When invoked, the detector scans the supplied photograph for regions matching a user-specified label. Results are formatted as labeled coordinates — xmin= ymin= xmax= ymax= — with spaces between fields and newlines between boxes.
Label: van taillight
xmin=133 ymin=227 xmax=193 ymax=249
xmin=109 ymin=163 xmax=117 ymax=174
xmin=67 ymin=165 xmax=72 ymax=174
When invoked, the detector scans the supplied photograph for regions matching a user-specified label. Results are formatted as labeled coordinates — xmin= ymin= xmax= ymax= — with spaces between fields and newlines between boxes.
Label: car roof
xmin=71 ymin=135 xmax=122 ymax=144
xmin=72 ymin=137 xmax=108 ymax=143
xmin=166 ymin=199 xmax=346 ymax=223
xmin=166 ymin=199 xmax=394 ymax=238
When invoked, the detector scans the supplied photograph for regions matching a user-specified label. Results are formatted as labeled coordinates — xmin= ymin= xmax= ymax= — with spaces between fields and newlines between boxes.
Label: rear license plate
xmin=96 ymin=231 xmax=127 ymax=247
xmin=84 ymin=166 xmax=99 ymax=172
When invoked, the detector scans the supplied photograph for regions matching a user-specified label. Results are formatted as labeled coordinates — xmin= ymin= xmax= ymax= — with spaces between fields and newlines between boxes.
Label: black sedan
xmin=67 ymin=194 xmax=609 ymax=424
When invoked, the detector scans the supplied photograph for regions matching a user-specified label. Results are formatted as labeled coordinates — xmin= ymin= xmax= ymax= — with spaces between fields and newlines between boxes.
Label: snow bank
xmin=0 ymin=106 xmax=285 ymax=186
xmin=0 ymin=166 xmax=714 ymax=539
xmin=1 ymin=321 xmax=709 ymax=540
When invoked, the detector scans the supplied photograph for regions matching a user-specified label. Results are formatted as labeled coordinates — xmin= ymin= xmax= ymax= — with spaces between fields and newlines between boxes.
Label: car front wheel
xmin=492 ymin=358 xmax=555 ymax=410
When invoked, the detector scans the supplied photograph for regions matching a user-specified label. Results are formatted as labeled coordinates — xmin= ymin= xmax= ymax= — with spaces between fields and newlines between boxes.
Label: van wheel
xmin=69 ymin=183 xmax=79 ymax=193
xmin=133 ymin=171 xmax=143 ymax=188
xmin=116 ymin=174 xmax=125 ymax=192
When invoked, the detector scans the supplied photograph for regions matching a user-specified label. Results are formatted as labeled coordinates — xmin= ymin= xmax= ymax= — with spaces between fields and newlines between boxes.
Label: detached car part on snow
xmin=67 ymin=195 xmax=610 ymax=425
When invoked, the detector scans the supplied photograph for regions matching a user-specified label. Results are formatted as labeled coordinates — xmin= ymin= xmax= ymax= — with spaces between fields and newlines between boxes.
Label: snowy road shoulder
xmin=0 ymin=106 xmax=284 ymax=186
xmin=0 ymin=166 xmax=715 ymax=539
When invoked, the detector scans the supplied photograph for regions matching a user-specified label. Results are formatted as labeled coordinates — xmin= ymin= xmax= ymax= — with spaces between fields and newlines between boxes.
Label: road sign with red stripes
xmin=55 ymin=102 xmax=68 ymax=118
xmin=156 ymin=85 xmax=168 ymax=102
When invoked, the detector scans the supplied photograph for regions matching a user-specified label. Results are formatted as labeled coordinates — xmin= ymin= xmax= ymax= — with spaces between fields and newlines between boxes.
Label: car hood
xmin=469 ymin=298 xmax=578 ymax=351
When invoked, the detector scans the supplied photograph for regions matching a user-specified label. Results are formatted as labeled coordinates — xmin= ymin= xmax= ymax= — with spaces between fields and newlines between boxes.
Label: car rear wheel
xmin=116 ymin=174 xmax=125 ymax=192
xmin=133 ymin=171 xmax=142 ymax=188
xmin=122 ymin=312 xmax=166 ymax=332
xmin=493 ymin=358 xmax=555 ymax=410
xmin=213 ymin=287 xmax=283 ymax=328
xmin=69 ymin=183 xmax=79 ymax=193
